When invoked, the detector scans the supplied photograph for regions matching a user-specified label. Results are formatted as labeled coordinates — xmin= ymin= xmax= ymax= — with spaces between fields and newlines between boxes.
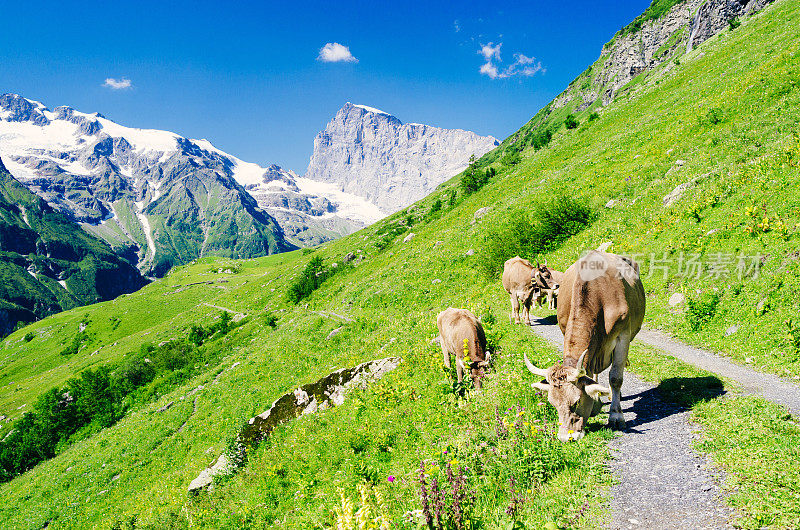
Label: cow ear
xmin=532 ymin=381 xmax=550 ymax=392
xmin=584 ymin=383 xmax=611 ymax=400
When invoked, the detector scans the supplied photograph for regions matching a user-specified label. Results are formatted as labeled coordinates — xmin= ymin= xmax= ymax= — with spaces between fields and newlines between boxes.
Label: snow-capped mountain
xmin=0 ymin=94 xmax=502 ymax=268
xmin=190 ymin=140 xmax=384 ymax=247
xmin=305 ymin=103 xmax=499 ymax=212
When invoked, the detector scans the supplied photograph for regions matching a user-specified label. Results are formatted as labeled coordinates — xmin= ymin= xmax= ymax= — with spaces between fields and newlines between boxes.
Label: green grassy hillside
xmin=1 ymin=0 xmax=799 ymax=527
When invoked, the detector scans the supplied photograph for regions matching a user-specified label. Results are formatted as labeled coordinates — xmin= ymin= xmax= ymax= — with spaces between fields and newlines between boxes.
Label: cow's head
xmin=533 ymin=261 xmax=558 ymax=290
xmin=458 ymin=353 xmax=491 ymax=390
xmin=524 ymin=350 xmax=610 ymax=442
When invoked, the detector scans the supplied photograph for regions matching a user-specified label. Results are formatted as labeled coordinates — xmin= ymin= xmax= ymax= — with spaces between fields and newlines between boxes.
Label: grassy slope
xmin=1 ymin=0 xmax=799 ymax=527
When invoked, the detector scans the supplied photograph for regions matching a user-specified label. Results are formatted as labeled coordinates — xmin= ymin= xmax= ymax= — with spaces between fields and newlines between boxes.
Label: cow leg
xmin=608 ymin=334 xmax=629 ymax=430
xmin=440 ymin=340 xmax=451 ymax=369
xmin=522 ymin=300 xmax=531 ymax=325
xmin=509 ymin=293 xmax=520 ymax=324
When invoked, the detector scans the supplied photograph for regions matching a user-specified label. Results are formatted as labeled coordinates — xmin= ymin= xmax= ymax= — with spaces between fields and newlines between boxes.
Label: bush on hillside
xmin=287 ymin=256 xmax=345 ymax=302
xmin=0 ymin=312 xmax=234 ymax=482
xmin=686 ymin=291 xmax=721 ymax=331
xmin=588 ymin=112 xmax=600 ymax=122
xmin=529 ymin=128 xmax=553 ymax=150
xmin=478 ymin=195 xmax=596 ymax=277
xmin=564 ymin=114 xmax=579 ymax=130
xmin=501 ymin=150 xmax=522 ymax=166
xmin=59 ymin=331 xmax=88 ymax=356
xmin=699 ymin=107 xmax=725 ymax=126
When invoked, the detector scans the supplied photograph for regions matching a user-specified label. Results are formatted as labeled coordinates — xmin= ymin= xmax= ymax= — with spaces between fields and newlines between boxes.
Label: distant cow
xmin=531 ymin=260 xmax=562 ymax=311
xmin=437 ymin=308 xmax=490 ymax=389
xmin=524 ymin=251 xmax=645 ymax=442
xmin=502 ymin=256 xmax=538 ymax=325
xmin=536 ymin=287 xmax=558 ymax=310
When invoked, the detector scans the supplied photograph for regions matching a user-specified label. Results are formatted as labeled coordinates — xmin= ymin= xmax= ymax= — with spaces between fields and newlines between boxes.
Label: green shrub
xmin=501 ymin=150 xmax=522 ymax=167
xmin=564 ymin=114 xmax=579 ymax=130
xmin=699 ymin=107 xmax=725 ymax=126
xmin=23 ymin=332 xmax=34 ymax=342
xmin=529 ymin=128 xmax=553 ymax=150
xmin=287 ymin=256 xmax=331 ymax=302
xmin=686 ymin=291 xmax=722 ymax=331
xmin=728 ymin=17 xmax=741 ymax=30
xmin=588 ymin=112 xmax=600 ymax=122
xmin=786 ymin=319 xmax=800 ymax=357
xmin=59 ymin=331 xmax=88 ymax=356
xmin=263 ymin=313 xmax=279 ymax=328
xmin=478 ymin=195 xmax=596 ymax=277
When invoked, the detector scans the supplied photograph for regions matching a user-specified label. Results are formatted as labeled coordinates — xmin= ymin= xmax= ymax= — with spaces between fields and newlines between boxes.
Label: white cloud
xmin=478 ymin=42 xmax=502 ymax=62
xmin=317 ymin=42 xmax=358 ymax=63
xmin=453 ymin=19 xmax=461 ymax=32
xmin=103 ymin=77 xmax=132 ymax=90
xmin=478 ymin=44 xmax=544 ymax=79
xmin=505 ymin=53 xmax=545 ymax=77
xmin=479 ymin=61 xmax=499 ymax=79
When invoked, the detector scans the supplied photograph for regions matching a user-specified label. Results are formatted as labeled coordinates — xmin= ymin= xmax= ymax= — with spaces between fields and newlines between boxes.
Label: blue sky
xmin=1 ymin=0 xmax=650 ymax=172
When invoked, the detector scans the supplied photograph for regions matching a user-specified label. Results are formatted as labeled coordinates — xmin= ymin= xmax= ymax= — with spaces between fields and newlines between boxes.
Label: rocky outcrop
xmin=305 ymin=103 xmax=499 ymax=213
xmin=552 ymin=0 xmax=776 ymax=112
xmin=188 ymin=356 xmax=401 ymax=493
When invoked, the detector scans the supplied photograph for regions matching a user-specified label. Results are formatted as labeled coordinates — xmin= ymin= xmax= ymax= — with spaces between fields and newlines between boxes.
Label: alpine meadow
xmin=1 ymin=0 xmax=800 ymax=528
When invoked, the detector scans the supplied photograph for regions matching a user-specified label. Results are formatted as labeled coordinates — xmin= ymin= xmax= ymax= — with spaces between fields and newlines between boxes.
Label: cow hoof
xmin=608 ymin=413 xmax=626 ymax=431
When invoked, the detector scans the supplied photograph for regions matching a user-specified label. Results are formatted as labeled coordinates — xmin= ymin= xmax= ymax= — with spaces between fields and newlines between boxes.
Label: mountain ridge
xmin=0 ymin=157 xmax=146 ymax=335
xmin=304 ymin=102 xmax=499 ymax=212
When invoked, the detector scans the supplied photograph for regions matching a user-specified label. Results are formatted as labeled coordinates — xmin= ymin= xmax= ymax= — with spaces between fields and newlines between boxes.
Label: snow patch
xmin=352 ymin=104 xmax=392 ymax=116
xmin=96 ymin=117 xmax=179 ymax=154
xmin=58 ymin=280 xmax=68 ymax=291
xmin=295 ymin=177 xmax=386 ymax=224
xmin=137 ymin=213 xmax=156 ymax=260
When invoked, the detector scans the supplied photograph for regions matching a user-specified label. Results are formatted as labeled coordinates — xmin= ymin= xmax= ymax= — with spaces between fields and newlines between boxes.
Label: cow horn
xmin=568 ymin=350 xmax=588 ymax=382
xmin=531 ymin=381 xmax=550 ymax=392
xmin=523 ymin=352 xmax=549 ymax=377
xmin=584 ymin=383 xmax=611 ymax=400
xmin=543 ymin=259 xmax=547 ymax=267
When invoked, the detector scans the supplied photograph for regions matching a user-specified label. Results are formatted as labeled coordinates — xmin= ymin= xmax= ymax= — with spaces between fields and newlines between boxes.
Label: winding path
xmin=527 ymin=316 xmax=800 ymax=529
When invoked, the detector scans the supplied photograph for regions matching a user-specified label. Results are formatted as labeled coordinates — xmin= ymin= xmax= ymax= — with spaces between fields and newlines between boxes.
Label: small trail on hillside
xmin=527 ymin=318 xmax=746 ymax=529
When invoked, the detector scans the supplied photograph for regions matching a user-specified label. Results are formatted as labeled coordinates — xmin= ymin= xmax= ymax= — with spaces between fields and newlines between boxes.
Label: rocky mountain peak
xmin=305 ymin=102 xmax=498 ymax=212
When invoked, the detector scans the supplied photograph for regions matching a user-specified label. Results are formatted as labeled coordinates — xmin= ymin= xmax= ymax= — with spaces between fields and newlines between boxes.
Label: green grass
xmin=1 ymin=0 xmax=799 ymax=527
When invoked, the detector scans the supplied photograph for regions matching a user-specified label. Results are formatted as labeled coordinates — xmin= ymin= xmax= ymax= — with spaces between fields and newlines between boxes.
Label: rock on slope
xmin=552 ymin=0 xmax=776 ymax=112
xmin=0 ymin=94 xmax=295 ymax=276
xmin=305 ymin=103 xmax=499 ymax=213
xmin=0 ymin=157 xmax=146 ymax=335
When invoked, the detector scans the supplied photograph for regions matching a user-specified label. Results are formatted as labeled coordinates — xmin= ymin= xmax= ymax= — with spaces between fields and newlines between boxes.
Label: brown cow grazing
xmin=533 ymin=260 xmax=564 ymax=290
xmin=437 ymin=308 xmax=490 ymax=389
xmin=502 ymin=256 xmax=538 ymax=325
xmin=524 ymin=251 xmax=645 ymax=442
xmin=532 ymin=260 xmax=563 ymax=311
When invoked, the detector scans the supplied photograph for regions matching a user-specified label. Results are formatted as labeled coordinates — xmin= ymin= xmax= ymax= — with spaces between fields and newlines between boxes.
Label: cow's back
xmin=437 ymin=308 xmax=486 ymax=360
xmin=502 ymin=256 xmax=534 ymax=293
xmin=557 ymin=251 xmax=645 ymax=371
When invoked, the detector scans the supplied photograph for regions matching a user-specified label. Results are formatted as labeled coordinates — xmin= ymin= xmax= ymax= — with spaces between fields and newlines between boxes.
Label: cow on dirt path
xmin=524 ymin=251 xmax=645 ymax=442
xmin=502 ymin=256 xmax=538 ymax=325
